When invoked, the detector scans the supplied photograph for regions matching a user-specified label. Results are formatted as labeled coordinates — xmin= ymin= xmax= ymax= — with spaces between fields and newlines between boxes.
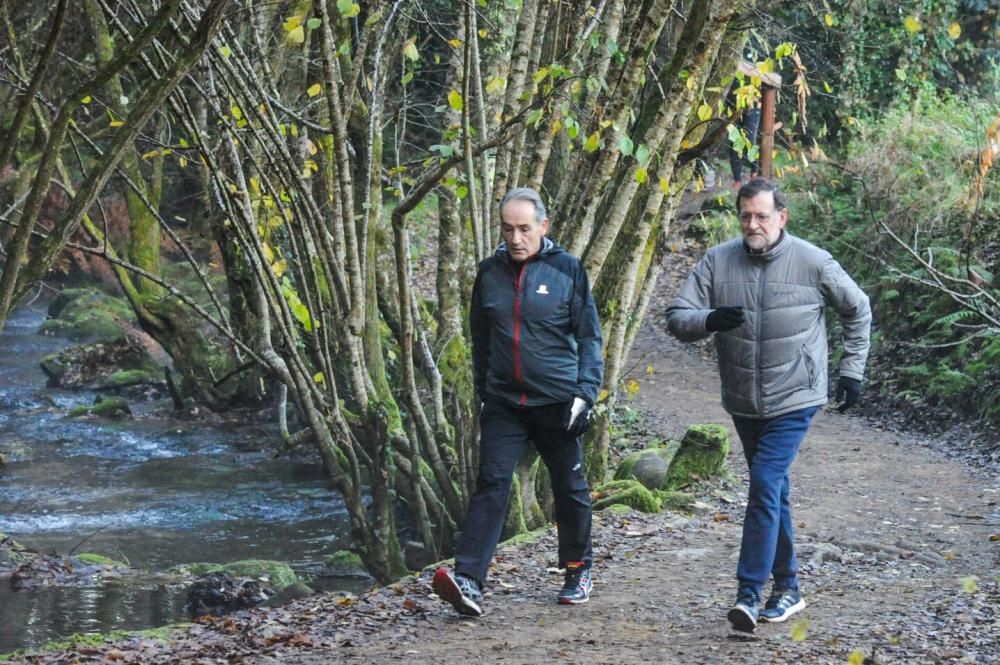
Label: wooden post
xmin=759 ymin=84 xmax=776 ymax=178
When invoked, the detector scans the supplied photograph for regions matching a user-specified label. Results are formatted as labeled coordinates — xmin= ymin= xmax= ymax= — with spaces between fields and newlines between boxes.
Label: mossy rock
xmin=324 ymin=550 xmax=366 ymax=577
xmin=501 ymin=525 xmax=549 ymax=547
xmin=98 ymin=368 xmax=162 ymax=389
xmin=0 ymin=440 xmax=35 ymax=463
xmin=74 ymin=552 xmax=128 ymax=568
xmin=613 ymin=446 xmax=675 ymax=490
xmin=40 ymin=289 xmax=134 ymax=342
xmin=662 ymin=424 xmax=730 ymax=491
xmin=175 ymin=560 xmax=299 ymax=591
xmin=656 ymin=490 xmax=697 ymax=511
xmin=592 ymin=479 xmax=662 ymax=513
xmin=68 ymin=396 xmax=131 ymax=419
xmin=0 ymin=533 xmax=38 ymax=571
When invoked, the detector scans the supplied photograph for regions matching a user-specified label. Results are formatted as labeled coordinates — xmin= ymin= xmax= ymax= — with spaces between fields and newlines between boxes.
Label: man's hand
xmin=563 ymin=397 xmax=591 ymax=438
xmin=835 ymin=377 xmax=861 ymax=412
xmin=705 ymin=306 xmax=745 ymax=333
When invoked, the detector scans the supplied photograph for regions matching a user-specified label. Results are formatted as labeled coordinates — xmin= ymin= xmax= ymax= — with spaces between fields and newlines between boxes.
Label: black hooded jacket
xmin=470 ymin=238 xmax=604 ymax=408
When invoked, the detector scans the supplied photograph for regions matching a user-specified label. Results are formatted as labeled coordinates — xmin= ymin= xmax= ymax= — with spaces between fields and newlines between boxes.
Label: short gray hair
xmin=499 ymin=187 xmax=547 ymax=224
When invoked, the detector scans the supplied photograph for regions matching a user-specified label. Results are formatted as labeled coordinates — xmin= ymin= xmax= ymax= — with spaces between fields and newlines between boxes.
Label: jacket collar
xmin=743 ymin=230 xmax=790 ymax=262
xmin=496 ymin=237 xmax=558 ymax=264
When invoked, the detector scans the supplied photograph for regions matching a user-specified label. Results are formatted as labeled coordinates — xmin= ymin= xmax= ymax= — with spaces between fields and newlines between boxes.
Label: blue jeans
xmin=731 ymin=406 xmax=818 ymax=601
xmin=454 ymin=400 xmax=593 ymax=588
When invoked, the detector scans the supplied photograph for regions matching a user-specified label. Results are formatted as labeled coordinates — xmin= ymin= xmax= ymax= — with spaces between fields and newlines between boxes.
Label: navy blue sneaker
xmin=727 ymin=593 xmax=759 ymax=632
xmin=557 ymin=561 xmax=592 ymax=604
xmin=760 ymin=588 xmax=806 ymax=623
xmin=432 ymin=568 xmax=483 ymax=617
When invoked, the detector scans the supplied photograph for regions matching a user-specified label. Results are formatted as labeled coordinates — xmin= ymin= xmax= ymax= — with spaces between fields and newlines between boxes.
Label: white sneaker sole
xmin=760 ymin=598 xmax=806 ymax=623
xmin=727 ymin=604 xmax=757 ymax=632
xmin=432 ymin=568 xmax=483 ymax=617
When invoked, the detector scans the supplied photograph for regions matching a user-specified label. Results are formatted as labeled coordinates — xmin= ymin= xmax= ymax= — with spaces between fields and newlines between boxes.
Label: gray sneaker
xmin=432 ymin=567 xmax=483 ymax=617
xmin=760 ymin=588 xmax=806 ymax=623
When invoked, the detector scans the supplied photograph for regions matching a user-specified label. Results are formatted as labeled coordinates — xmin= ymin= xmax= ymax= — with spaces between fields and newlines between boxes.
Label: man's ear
xmin=540 ymin=218 xmax=551 ymax=236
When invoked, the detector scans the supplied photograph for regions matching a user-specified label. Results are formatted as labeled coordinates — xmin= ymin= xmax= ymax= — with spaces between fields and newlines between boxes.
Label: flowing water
xmin=0 ymin=304 xmax=361 ymax=653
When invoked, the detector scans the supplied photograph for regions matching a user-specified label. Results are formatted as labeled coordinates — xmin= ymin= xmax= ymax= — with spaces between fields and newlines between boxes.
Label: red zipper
xmin=513 ymin=263 xmax=527 ymax=405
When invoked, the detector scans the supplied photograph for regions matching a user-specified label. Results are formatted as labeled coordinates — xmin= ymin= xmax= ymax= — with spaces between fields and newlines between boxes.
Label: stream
xmin=0 ymin=303 xmax=361 ymax=654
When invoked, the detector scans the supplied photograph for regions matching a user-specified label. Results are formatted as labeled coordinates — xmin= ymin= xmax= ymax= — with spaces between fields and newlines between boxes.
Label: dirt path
xmin=302 ymin=325 xmax=997 ymax=665
xmin=9 ymin=256 xmax=1000 ymax=664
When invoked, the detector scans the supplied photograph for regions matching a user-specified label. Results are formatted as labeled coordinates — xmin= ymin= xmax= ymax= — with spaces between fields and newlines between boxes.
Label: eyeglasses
xmin=738 ymin=210 xmax=779 ymax=225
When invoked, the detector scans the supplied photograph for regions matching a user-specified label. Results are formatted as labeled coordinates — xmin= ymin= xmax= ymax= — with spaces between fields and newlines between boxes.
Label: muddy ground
xmin=7 ymin=218 xmax=1000 ymax=665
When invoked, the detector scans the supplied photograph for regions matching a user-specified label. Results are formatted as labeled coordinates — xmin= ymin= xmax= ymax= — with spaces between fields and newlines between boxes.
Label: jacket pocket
xmin=803 ymin=346 xmax=817 ymax=389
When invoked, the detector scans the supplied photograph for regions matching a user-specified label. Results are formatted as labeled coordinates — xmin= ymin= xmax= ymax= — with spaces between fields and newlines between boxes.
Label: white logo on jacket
xmin=536 ymin=284 xmax=549 ymax=294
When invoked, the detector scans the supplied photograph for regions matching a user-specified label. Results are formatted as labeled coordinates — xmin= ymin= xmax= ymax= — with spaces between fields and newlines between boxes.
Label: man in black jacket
xmin=432 ymin=187 xmax=604 ymax=616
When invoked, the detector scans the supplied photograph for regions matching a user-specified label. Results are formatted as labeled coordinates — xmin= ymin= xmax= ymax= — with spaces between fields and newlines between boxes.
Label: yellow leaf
xmin=262 ymin=242 xmax=275 ymax=262
xmin=109 ymin=120 xmax=124 ymax=128
xmin=230 ymin=105 xmax=242 ymax=120
xmin=478 ymin=29 xmax=488 ymax=38
xmin=904 ymin=15 xmax=921 ymax=33
xmin=485 ymin=76 xmax=506 ymax=96
xmin=179 ymin=157 xmax=188 ymax=168
xmin=313 ymin=372 xmax=325 ymax=384
xmin=823 ymin=81 xmax=833 ymax=93
xmin=596 ymin=389 xmax=609 ymax=403
xmin=645 ymin=365 xmax=654 ymax=375
xmin=219 ymin=45 xmax=232 ymax=58
xmin=948 ymin=22 xmax=961 ymax=39
xmin=848 ymin=650 xmax=865 ymax=665
xmin=697 ymin=104 xmax=712 ymax=121
xmin=283 ymin=15 xmax=302 ymax=31
xmin=141 ymin=150 xmax=160 ymax=160
xmin=81 ymin=95 xmax=92 ymax=104
xmin=824 ymin=13 xmax=833 ymax=27
xmin=583 ymin=131 xmax=600 ymax=153
xmin=790 ymin=618 xmax=809 ymax=641
xmin=961 ymin=575 xmax=979 ymax=593
xmin=634 ymin=167 xmax=648 ymax=184
xmin=686 ymin=75 xmax=696 ymax=90
xmin=307 ymin=83 xmax=322 ymax=97
xmin=272 ymin=259 xmax=288 ymax=277
xmin=550 ymin=119 xmax=562 ymax=135
xmin=447 ymin=89 xmax=463 ymax=111
xmin=402 ymin=39 xmax=419 ymax=62
xmin=448 ymin=38 xmax=462 ymax=48
xmin=287 ymin=25 xmax=305 ymax=44
xmin=659 ymin=177 xmax=669 ymax=194
xmin=306 ymin=139 xmax=318 ymax=155
xmin=626 ymin=379 xmax=640 ymax=400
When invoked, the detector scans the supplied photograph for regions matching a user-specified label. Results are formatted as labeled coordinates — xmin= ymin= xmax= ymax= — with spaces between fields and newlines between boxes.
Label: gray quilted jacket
xmin=666 ymin=231 xmax=871 ymax=419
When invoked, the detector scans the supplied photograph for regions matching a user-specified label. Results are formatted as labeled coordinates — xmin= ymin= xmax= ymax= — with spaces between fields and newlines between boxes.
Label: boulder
xmin=0 ymin=533 xmax=38 ymax=572
xmin=40 ymin=288 xmax=134 ymax=342
xmin=185 ymin=572 xmax=271 ymax=617
xmin=662 ymin=424 xmax=730 ymax=491
xmin=68 ymin=395 xmax=131 ymax=419
xmin=323 ymin=550 xmax=368 ymax=577
xmin=613 ymin=446 xmax=674 ymax=490
xmin=41 ymin=337 xmax=159 ymax=391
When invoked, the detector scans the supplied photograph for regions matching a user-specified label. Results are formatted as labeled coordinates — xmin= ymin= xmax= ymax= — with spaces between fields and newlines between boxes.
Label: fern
xmin=932 ymin=309 xmax=980 ymax=329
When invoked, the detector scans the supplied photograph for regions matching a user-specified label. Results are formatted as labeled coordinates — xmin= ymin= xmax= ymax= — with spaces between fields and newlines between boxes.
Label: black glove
xmin=705 ymin=306 xmax=745 ymax=333
xmin=835 ymin=376 xmax=861 ymax=412
xmin=563 ymin=397 xmax=592 ymax=438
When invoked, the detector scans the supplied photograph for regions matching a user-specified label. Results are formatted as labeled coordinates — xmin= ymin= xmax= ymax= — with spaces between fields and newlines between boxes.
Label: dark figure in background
xmin=665 ymin=179 xmax=872 ymax=632
xmin=432 ymin=187 xmax=604 ymax=617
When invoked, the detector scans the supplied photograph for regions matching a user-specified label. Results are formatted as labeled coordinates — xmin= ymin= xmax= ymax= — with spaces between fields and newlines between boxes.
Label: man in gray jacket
xmin=665 ymin=178 xmax=871 ymax=632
